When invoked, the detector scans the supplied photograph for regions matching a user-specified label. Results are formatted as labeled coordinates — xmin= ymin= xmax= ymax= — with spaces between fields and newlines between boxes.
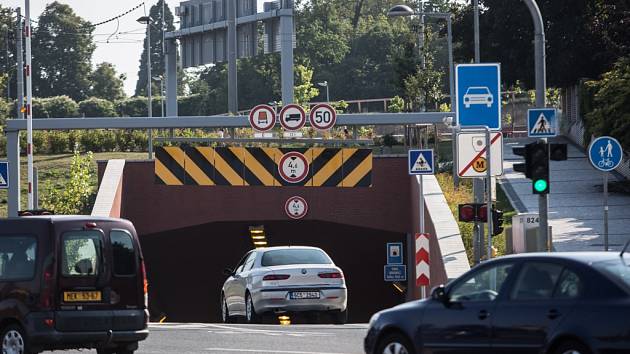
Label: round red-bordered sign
xmin=278 ymin=151 xmax=309 ymax=183
xmin=285 ymin=196 xmax=308 ymax=219
xmin=279 ymin=104 xmax=306 ymax=131
xmin=309 ymin=103 xmax=337 ymax=131
xmin=249 ymin=104 xmax=276 ymax=132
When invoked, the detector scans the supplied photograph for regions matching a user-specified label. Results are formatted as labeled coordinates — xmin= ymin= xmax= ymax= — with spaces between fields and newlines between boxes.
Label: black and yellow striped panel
xmin=155 ymin=146 xmax=372 ymax=187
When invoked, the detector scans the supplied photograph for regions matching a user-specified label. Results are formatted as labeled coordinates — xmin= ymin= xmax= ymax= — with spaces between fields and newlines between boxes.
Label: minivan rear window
xmin=111 ymin=230 xmax=136 ymax=276
xmin=0 ymin=236 xmax=37 ymax=281
xmin=261 ymin=249 xmax=332 ymax=266
xmin=62 ymin=231 xmax=102 ymax=277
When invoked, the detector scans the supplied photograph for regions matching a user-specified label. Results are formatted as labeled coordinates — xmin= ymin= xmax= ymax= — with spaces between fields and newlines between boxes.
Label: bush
xmin=40 ymin=149 xmax=94 ymax=215
xmin=79 ymin=97 xmax=118 ymax=117
xmin=48 ymin=131 xmax=71 ymax=153
xmin=42 ymin=96 xmax=79 ymax=118
xmin=116 ymin=97 xmax=148 ymax=117
xmin=20 ymin=131 xmax=49 ymax=154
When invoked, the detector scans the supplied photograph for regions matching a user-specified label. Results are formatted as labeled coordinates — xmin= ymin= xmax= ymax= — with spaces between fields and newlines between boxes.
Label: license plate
xmin=290 ymin=291 xmax=320 ymax=300
xmin=63 ymin=291 xmax=102 ymax=302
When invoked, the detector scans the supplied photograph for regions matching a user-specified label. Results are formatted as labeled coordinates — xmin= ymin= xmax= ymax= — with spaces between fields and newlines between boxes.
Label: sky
xmin=4 ymin=0 xmax=262 ymax=96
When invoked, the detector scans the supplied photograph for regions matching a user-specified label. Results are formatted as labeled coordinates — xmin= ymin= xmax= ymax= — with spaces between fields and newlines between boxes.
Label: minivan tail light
xmin=85 ymin=222 xmax=97 ymax=229
xmin=140 ymin=260 xmax=148 ymax=308
xmin=318 ymin=272 xmax=343 ymax=279
xmin=40 ymin=268 xmax=54 ymax=309
xmin=263 ymin=274 xmax=290 ymax=281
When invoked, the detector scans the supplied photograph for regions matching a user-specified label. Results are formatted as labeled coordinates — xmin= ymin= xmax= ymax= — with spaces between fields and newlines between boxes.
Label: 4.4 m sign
xmin=310 ymin=104 xmax=337 ymax=130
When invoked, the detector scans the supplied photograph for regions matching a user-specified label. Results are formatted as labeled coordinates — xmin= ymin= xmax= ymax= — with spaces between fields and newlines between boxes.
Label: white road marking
xmin=206 ymin=323 xmax=334 ymax=337
xmin=205 ymin=348 xmax=358 ymax=354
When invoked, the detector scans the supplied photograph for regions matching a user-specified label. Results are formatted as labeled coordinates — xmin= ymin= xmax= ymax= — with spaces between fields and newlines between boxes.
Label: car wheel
xmin=245 ymin=292 xmax=261 ymax=324
xmin=552 ymin=340 xmax=592 ymax=354
xmin=331 ymin=309 xmax=348 ymax=325
xmin=221 ymin=294 xmax=234 ymax=323
xmin=1 ymin=324 xmax=31 ymax=354
xmin=377 ymin=333 xmax=415 ymax=354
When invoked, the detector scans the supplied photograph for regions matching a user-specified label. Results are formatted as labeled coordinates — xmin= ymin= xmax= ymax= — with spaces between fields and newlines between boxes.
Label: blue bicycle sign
xmin=588 ymin=136 xmax=623 ymax=172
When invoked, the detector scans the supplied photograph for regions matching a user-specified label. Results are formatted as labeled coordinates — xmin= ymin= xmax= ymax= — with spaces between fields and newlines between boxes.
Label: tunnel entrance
xmin=141 ymin=220 xmax=407 ymax=323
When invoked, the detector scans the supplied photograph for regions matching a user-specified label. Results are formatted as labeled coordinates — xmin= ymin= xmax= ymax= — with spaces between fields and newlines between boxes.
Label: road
xmin=50 ymin=323 xmax=368 ymax=354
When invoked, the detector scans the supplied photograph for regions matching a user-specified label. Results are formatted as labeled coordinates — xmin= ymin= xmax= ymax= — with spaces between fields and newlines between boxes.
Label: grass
xmin=0 ymin=152 xmax=147 ymax=218
xmin=435 ymin=173 xmax=516 ymax=266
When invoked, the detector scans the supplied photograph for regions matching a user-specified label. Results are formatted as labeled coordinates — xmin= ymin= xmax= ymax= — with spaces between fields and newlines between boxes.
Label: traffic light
xmin=458 ymin=204 xmax=488 ymax=223
xmin=492 ymin=209 xmax=504 ymax=236
xmin=550 ymin=143 xmax=568 ymax=161
xmin=527 ymin=141 xmax=549 ymax=194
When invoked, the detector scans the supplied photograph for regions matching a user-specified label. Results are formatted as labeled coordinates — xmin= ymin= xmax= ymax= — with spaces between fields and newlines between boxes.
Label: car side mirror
xmin=431 ymin=285 xmax=448 ymax=304
xmin=223 ymin=268 xmax=234 ymax=276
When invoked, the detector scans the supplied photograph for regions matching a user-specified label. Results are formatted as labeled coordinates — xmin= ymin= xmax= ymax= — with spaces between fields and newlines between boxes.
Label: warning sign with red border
xmin=457 ymin=132 xmax=503 ymax=178
xmin=249 ymin=104 xmax=276 ymax=132
xmin=309 ymin=103 xmax=337 ymax=131
xmin=285 ymin=196 xmax=308 ymax=219
xmin=279 ymin=104 xmax=306 ymax=131
xmin=278 ymin=151 xmax=309 ymax=183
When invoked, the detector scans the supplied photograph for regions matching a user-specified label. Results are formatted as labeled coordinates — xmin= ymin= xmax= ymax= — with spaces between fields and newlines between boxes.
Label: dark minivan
xmin=0 ymin=216 xmax=149 ymax=354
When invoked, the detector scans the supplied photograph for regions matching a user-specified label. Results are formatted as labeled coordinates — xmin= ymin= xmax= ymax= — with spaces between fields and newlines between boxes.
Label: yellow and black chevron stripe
xmin=155 ymin=146 xmax=372 ymax=187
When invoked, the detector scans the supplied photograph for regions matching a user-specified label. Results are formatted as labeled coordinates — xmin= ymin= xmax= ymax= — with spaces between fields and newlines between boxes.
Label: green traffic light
xmin=534 ymin=179 xmax=548 ymax=192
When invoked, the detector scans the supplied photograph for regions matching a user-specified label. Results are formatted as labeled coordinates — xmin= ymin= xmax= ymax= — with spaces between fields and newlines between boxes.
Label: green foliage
xmin=79 ymin=98 xmax=118 ymax=117
xmin=584 ymin=57 xmax=630 ymax=150
xmin=387 ymin=96 xmax=406 ymax=113
xmin=41 ymin=148 xmax=95 ymax=215
xmin=294 ymin=65 xmax=320 ymax=106
xmin=116 ymin=97 xmax=148 ymax=117
xmin=32 ymin=2 xmax=95 ymax=100
xmin=452 ymin=0 xmax=627 ymax=88
xmin=80 ymin=130 xmax=117 ymax=152
xmin=90 ymin=62 xmax=126 ymax=101
xmin=48 ymin=131 xmax=71 ymax=153
xmin=42 ymin=96 xmax=79 ymax=118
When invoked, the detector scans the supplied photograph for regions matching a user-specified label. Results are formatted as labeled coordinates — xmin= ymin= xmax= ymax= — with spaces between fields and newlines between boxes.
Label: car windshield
xmin=466 ymin=87 xmax=489 ymax=95
xmin=593 ymin=259 xmax=630 ymax=290
xmin=261 ymin=249 xmax=332 ymax=266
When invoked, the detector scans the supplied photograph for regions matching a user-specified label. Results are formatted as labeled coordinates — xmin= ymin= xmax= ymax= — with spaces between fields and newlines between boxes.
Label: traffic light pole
xmin=540 ymin=138 xmax=550 ymax=251
xmin=485 ymin=128 xmax=494 ymax=260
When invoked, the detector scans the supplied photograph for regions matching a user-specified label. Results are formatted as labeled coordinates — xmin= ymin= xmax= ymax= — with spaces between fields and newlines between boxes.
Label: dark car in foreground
xmin=0 ymin=216 xmax=149 ymax=354
xmin=365 ymin=250 xmax=630 ymax=354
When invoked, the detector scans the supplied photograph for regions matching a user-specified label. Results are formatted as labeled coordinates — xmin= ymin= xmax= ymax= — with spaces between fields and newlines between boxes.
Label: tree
xmin=32 ymin=2 xmax=96 ymax=101
xmin=293 ymin=64 xmax=319 ymax=106
xmin=451 ymin=0 xmax=619 ymax=88
xmin=90 ymin=62 xmax=126 ymax=101
xmin=0 ymin=5 xmax=16 ymax=100
xmin=134 ymin=0 xmax=175 ymax=96
xmin=41 ymin=148 xmax=94 ymax=215
xmin=584 ymin=57 xmax=630 ymax=150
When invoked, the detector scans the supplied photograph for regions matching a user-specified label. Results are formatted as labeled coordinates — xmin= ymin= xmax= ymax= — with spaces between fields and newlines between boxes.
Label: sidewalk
xmin=500 ymin=137 xmax=630 ymax=252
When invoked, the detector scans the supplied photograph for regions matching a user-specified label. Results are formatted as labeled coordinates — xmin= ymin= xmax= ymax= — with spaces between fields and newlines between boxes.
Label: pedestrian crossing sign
xmin=0 ymin=162 xmax=8 ymax=189
xmin=408 ymin=149 xmax=434 ymax=175
xmin=528 ymin=108 xmax=557 ymax=138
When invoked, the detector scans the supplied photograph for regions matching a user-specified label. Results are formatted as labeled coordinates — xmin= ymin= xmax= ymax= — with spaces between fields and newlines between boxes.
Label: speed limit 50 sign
xmin=309 ymin=104 xmax=337 ymax=131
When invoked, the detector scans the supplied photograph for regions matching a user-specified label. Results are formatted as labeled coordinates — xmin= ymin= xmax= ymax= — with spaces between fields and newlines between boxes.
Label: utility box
xmin=511 ymin=213 xmax=546 ymax=253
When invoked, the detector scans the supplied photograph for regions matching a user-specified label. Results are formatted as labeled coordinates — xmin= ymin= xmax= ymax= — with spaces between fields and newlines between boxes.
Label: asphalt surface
xmin=50 ymin=323 xmax=368 ymax=354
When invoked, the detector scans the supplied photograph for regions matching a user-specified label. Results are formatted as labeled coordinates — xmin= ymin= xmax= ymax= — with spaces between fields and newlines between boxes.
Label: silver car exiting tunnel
xmin=221 ymin=246 xmax=348 ymax=324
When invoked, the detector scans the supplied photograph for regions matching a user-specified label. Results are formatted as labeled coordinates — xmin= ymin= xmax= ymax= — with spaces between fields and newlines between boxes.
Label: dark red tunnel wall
xmin=100 ymin=157 xmax=412 ymax=237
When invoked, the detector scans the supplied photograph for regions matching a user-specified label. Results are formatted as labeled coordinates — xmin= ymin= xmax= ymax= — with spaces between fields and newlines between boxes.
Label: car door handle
xmin=547 ymin=309 xmax=561 ymax=320
xmin=478 ymin=310 xmax=489 ymax=320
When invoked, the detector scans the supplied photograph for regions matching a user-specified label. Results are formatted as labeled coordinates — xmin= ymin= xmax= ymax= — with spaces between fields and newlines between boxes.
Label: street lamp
xmin=137 ymin=15 xmax=153 ymax=159
xmin=317 ymin=81 xmax=330 ymax=103
xmin=387 ymin=4 xmax=414 ymax=17
xmin=2 ymin=23 xmax=10 ymax=100
xmin=152 ymin=76 xmax=164 ymax=117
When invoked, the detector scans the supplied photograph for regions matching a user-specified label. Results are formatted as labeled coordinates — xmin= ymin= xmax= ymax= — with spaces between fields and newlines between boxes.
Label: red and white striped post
xmin=25 ymin=0 xmax=34 ymax=210
xmin=415 ymin=233 xmax=430 ymax=298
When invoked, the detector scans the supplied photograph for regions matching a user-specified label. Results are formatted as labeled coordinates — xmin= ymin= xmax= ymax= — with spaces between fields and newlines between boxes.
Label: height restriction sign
xmin=457 ymin=132 xmax=504 ymax=178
